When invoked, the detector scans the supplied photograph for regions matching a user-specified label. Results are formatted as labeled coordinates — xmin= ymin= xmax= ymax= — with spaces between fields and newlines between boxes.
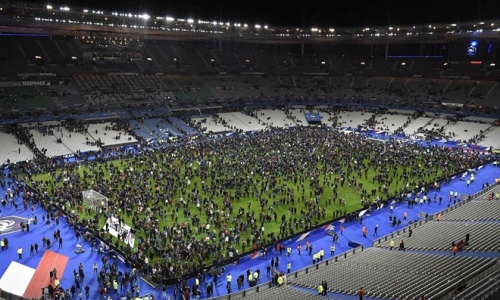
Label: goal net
xmin=82 ymin=189 xmax=108 ymax=210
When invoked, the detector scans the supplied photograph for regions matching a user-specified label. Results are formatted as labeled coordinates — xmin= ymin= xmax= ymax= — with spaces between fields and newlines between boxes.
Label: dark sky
xmin=40 ymin=0 xmax=500 ymax=28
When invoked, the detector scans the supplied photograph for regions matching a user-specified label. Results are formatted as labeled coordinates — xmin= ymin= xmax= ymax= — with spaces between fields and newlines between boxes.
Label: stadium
xmin=0 ymin=1 xmax=499 ymax=300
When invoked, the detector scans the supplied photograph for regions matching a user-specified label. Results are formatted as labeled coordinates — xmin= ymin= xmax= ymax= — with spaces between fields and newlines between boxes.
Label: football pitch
xmin=24 ymin=130 xmax=465 ymax=267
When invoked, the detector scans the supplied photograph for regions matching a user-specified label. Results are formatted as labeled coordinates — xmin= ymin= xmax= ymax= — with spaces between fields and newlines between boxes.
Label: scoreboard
xmin=448 ymin=40 xmax=497 ymax=62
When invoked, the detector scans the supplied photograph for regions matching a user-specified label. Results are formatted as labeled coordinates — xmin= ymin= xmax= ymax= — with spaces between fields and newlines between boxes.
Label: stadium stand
xmin=376 ymin=221 xmax=500 ymax=252
xmin=191 ymin=115 xmax=231 ymax=134
xmin=402 ymin=117 xmax=433 ymax=135
xmin=217 ymin=112 xmax=265 ymax=132
xmin=0 ymin=131 xmax=34 ymax=163
xmin=337 ymin=111 xmax=374 ymax=129
xmin=169 ymin=117 xmax=199 ymax=136
xmin=289 ymin=248 xmax=498 ymax=299
xmin=453 ymin=267 xmax=500 ymax=300
xmin=286 ymin=108 xmax=309 ymax=126
xmin=227 ymin=284 xmax=331 ymax=300
xmin=442 ymin=121 xmax=491 ymax=144
xmin=254 ymin=109 xmax=294 ymax=128
xmin=373 ymin=113 xmax=409 ymax=134
xmin=0 ymin=4 xmax=498 ymax=299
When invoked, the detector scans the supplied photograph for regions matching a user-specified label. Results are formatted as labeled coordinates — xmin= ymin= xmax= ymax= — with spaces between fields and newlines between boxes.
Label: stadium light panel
xmin=46 ymin=5 xmax=53 ymax=10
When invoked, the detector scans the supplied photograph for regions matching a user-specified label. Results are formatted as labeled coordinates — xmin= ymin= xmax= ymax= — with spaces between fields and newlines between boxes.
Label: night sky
xmin=37 ymin=0 xmax=500 ymax=27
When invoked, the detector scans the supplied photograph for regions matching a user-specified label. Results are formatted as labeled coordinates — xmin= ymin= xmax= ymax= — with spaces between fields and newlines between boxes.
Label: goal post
xmin=81 ymin=189 xmax=108 ymax=210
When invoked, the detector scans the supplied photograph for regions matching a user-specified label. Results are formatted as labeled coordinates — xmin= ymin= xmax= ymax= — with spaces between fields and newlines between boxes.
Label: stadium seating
xmin=227 ymin=284 xmax=330 ymax=300
xmin=191 ymin=116 xmax=231 ymax=134
xmin=442 ymin=121 xmax=491 ymax=144
xmin=286 ymin=108 xmax=309 ymax=126
xmin=169 ymin=117 xmax=199 ymax=136
xmin=0 ymin=8 xmax=499 ymax=300
xmin=0 ymin=131 xmax=34 ymax=164
xmin=478 ymin=127 xmax=500 ymax=149
xmin=217 ymin=112 xmax=265 ymax=132
xmin=452 ymin=266 xmax=500 ymax=300
xmin=255 ymin=109 xmax=294 ymax=128
xmin=86 ymin=123 xmax=139 ymax=147
xmin=289 ymin=248 xmax=497 ymax=299
xmin=373 ymin=114 xmax=409 ymax=134
xmin=337 ymin=111 xmax=373 ymax=129
xmin=376 ymin=220 xmax=500 ymax=252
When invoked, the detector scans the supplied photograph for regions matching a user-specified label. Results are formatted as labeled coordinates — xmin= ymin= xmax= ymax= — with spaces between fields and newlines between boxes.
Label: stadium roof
xmin=1 ymin=0 xmax=500 ymax=43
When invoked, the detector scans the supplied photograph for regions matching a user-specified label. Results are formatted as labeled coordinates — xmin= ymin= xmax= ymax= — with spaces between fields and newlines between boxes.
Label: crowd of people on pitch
xmin=5 ymin=124 xmax=493 ymax=287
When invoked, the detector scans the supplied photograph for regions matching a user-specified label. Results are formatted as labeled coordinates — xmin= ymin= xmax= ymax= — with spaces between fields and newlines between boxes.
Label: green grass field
xmin=24 ymin=134 xmax=457 ymax=268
